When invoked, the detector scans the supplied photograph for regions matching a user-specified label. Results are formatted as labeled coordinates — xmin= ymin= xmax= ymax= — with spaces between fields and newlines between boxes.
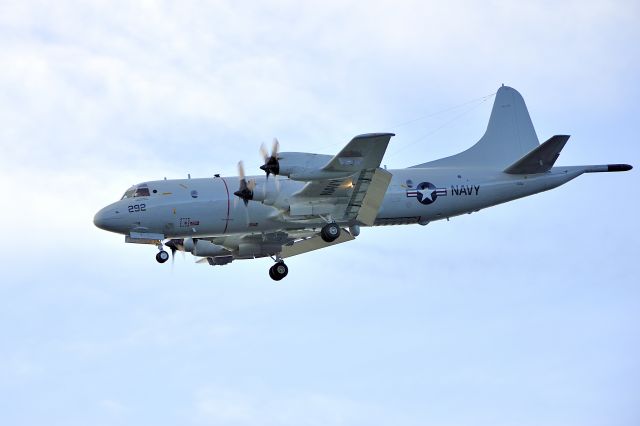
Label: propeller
xmin=233 ymin=161 xmax=256 ymax=206
xmin=260 ymin=137 xmax=280 ymax=178
xmin=164 ymin=239 xmax=185 ymax=269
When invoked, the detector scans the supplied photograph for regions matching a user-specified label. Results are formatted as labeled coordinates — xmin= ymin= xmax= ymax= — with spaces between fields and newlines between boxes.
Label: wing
xmin=322 ymin=133 xmax=395 ymax=173
xmin=194 ymin=228 xmax=355 ymax=265
xmin=194 ymin=133 xmax=394 ymax=265
xmin=289 ymin=133 xmax=394 ymax=225
xmin=280 ymin=228 xmax=355 ymax=258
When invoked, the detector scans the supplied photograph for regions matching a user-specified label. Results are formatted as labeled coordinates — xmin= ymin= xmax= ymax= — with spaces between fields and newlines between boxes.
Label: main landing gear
xmin=268 ymin=261 xmax=288 ymax=281
xmin=320 ymin=222 xmax=341 ymax=242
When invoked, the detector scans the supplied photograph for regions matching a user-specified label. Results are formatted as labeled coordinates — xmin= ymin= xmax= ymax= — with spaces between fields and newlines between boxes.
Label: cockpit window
xmin=121 ymin=184 xmax=151 ymax=199
xmin=134 ymin=185 xmax=150 ymax=197
xmin=121 ymin=187 xmax=136 ymax=199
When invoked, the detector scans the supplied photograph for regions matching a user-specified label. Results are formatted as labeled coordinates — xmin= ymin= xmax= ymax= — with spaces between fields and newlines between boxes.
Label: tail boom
xmin=582 ymin=164 xmax=633 ymax=173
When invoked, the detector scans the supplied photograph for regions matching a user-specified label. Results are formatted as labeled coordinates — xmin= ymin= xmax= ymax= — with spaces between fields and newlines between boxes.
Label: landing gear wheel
xmin=320 ymin=223 xmax=341 ymax=242
xmin=269 ymin=261 xmax=288 ymax=281
xmin=156 ymin=250 xmax=169 ymax=263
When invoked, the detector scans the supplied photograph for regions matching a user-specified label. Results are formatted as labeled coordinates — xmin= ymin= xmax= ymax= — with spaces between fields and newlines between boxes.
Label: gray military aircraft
xmin=94 ymin=85 xmax=632 ymax=280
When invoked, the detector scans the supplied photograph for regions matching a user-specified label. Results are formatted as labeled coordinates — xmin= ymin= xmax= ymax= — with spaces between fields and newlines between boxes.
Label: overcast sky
xmin=1 ymin=1 xmax=638 ymax=425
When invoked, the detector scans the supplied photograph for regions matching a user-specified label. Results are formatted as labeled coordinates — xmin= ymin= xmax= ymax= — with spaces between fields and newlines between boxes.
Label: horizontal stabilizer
xmin=504 ymin=135 xmax=570 ymax=174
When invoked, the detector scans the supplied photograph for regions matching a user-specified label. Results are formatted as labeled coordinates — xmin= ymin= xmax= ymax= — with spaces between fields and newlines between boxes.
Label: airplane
xmin=94 ymin=85 xmax=632 ymax=281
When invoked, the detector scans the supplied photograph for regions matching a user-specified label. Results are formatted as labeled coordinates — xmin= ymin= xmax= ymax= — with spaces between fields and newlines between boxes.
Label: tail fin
xmin=412 ymin=85 xmax=540 ymax=169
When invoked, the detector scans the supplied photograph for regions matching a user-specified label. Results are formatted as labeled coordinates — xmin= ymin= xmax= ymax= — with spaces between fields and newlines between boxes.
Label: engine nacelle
xmin=277 ymin=152 xmax=352 ymax=181
xmin=184 ymin=238 xmax=230 ymax=257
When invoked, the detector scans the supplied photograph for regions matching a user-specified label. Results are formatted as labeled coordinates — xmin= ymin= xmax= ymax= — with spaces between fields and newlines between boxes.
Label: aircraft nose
xmin=93 ymin=208 xmax=110 ymax=230
xmin=93 ymin=206 xmax=123 ymax=232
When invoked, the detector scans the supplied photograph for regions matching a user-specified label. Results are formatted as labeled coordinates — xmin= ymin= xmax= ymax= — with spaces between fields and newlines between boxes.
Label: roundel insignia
xmin=406 ymin=182 xmax=448 ymax=205
xmin=416 ymin=182 xmax=437 ymax=204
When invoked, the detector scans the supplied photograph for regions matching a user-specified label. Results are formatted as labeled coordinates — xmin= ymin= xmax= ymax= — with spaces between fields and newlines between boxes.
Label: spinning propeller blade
xmin=259 ymin=137 xmax=280 ymax=178
xmin=233 ymin=161 xmax=254 ymax=206
xmin=164 ymin=239 xmax=185 ymax=270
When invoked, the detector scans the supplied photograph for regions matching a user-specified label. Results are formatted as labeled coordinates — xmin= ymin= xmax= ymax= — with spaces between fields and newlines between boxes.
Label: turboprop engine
xmin=259 ymin=140 xmax=353 ymax=181
xmin=272 ymin=152 xmax=355 ymax=181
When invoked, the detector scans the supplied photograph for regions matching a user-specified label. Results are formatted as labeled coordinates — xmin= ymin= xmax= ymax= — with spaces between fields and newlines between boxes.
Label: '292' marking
xmin=128 ymin=204 xmax=146 ymax=213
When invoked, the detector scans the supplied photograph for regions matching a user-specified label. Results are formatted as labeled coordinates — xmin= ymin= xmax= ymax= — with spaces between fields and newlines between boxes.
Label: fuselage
xmin=92 ymin=85 xmax=633 ymax=280
xmin=94 ymin=166 xmax=585 ymax=238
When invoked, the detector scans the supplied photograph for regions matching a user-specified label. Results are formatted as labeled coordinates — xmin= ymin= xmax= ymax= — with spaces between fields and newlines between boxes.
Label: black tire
xmin=268 ymin=265 xmax=277 ymax=280
xmin=269 ymin=262 xmax=288 ymax=281
xmin=320 ymin=223 xmax=341 ymax=242
xmin=274 ymin=262 xmax=288 ymax=278
xmin=156 ymin=250 xmax=169 ymax=263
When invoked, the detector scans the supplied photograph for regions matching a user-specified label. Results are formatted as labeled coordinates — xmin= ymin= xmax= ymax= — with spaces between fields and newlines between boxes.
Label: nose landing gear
xmin=155 ymin=242 xmax=170 ymax=263
xmin=156 ymin=250 xmax=170 ymax=263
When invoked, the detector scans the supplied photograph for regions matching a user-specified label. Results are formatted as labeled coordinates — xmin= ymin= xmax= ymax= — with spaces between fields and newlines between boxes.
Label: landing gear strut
xmin=269 ymin=261 xmax=288 ymax=281
xmin=320 ymin=222 xmax=341 ymax=242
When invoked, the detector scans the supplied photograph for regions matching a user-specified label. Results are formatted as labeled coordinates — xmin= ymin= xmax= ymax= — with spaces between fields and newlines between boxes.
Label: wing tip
xmin=353 ymin=132 xmax=395 ymax=139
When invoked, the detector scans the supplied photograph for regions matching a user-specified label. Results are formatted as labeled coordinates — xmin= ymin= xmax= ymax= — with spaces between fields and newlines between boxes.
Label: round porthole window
xmin=191 ymin=190 xmax=198 ymax=198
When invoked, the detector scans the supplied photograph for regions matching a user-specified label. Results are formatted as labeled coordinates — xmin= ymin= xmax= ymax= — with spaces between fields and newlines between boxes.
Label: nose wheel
xmin=156 ymin=250 xmax=169 ymax=263
xmin=269 ymin=261 xmax=288 ymax=281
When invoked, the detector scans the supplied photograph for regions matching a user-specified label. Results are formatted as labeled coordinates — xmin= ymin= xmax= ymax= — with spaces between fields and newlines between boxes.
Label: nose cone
xmin=94 ymin=206 xmax=125 ymax=233
xmin=93 ymin=209 xmax=107 ymax=230
xmin=93 ymin=207 xmax=111 ymax=230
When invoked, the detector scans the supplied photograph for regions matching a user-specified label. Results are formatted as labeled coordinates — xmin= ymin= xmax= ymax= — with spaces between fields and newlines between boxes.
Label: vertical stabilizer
xmin=412 ymin=86 xmax=540 ymax=169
